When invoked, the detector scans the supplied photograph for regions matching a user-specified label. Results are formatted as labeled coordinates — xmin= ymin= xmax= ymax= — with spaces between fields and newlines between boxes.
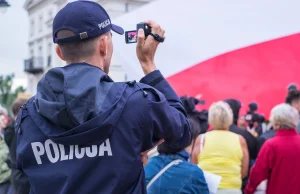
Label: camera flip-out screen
xmin=125 ymin=30 xmax=137 ymax=44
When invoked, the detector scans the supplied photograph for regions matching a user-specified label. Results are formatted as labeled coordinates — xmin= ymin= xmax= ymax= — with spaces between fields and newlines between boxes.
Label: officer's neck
xmin=67 ymin=56 xmax=105 ymax=72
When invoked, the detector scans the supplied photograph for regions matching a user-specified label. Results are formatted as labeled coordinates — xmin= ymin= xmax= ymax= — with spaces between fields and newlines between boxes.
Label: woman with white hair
xmin=192 ymin=101 xmax=249 ymax=194
xmin=245 ymin=103 xmax=300 ymax=194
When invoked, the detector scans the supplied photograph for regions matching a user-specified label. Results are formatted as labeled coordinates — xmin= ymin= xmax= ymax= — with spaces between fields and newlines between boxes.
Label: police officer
xmin=15 ymin=1 xmax=191 ymax=194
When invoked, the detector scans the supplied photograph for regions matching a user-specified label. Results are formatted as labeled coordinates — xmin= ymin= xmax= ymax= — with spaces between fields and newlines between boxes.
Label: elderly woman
xmin=192 ymin=101 xmax=249 ymax=194
xmin=245 ymin=103 xmax=300 ymax=194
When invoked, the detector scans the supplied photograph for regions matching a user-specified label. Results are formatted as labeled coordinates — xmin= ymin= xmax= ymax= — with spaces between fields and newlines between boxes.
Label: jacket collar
xmin=68 ymin=62 xmax=114 ymax=82
xmin=276 ymin=129 xmax=298 ymax=136
xmin=175 ymin=151 xmax=190 ymax=161
xmin=177 ymin=150 xmax=190 ymax=161
xmin=161 ymin=151 xmax=190 ymax=161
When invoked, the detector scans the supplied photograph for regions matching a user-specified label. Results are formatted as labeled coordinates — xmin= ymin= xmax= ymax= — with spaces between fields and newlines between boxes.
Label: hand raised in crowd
xmin=141 ymin=139 xmax=164 ymax=166
xmin=136 ymin=20 xmax=166 ymax=75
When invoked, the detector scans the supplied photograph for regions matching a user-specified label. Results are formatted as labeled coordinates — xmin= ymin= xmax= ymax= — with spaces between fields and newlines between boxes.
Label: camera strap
xmin=149 ymin=33 xmax=165 ymax=43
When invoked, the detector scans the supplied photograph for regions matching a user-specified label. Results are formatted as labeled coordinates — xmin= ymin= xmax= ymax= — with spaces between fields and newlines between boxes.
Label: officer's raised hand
xmin=136 ymin=20 xmax=165 ymax=75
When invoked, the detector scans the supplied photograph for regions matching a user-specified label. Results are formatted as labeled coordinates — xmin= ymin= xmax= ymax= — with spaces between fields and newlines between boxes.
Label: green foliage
xmin=0 ymin=74 xmax=26 ymax=113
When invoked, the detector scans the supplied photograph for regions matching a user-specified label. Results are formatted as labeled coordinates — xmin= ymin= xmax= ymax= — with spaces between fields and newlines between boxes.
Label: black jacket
xmin=229 ymin=124 xmax=258 ymax=160
xmin=224 ymin=99 xmax=258 ymax=160
xmin=257 ymin=128 xmax=276 ymax=152
xmin=224 ymin=99 xmax=259 ymax=191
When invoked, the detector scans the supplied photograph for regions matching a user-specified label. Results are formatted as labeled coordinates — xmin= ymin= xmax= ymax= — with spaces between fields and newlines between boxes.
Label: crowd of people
xmin=1 ymin=85 xmax=299 ymax=194
xmin=145 ymin=86 xmax=300 ymax=194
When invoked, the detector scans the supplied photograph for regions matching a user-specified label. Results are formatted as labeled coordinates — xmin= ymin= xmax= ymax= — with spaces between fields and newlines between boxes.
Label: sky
xmin=0 ymin=0 xmax=28 ymax=89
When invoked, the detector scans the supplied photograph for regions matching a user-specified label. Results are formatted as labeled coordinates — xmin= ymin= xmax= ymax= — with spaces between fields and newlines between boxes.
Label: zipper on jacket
xmin=20 ymin=104 xmax=27 ymax=110
xmin=16 ymin=104 xmax=27 ymax=134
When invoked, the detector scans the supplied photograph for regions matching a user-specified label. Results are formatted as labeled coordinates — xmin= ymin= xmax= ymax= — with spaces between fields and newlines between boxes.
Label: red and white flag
xmin=114 ymin=0 xmax=300 ymax=118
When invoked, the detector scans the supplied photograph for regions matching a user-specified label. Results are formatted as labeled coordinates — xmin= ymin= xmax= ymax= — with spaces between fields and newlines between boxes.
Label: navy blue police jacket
xmin=15 ymin=63 xmax=191 ymax=194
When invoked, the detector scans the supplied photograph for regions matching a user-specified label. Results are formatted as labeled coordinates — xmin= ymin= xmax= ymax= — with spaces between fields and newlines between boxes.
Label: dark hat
xmin=52 ymin=1 xmax=124 ymax=44
xmin=249 ymin=102 xmax=258 ymax=112
xmin=288 ymin=83 xmax=298 ymax=92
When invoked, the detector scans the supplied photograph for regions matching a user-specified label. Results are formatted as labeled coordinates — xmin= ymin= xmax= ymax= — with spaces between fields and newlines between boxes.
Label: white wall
xmin=112 ymin=0 xmax=300 ymax=80
xmin=26 ymin=0 xmax=56 ymax=94
xmin=27 ymin=73 xmax=43 ymax=94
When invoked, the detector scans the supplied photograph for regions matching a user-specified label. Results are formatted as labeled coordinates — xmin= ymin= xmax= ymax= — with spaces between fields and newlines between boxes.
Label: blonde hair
xmin=270 ymin=103 xmax=299 ymax=129
xmin=209 ymin=101 xmax=233 ymax=130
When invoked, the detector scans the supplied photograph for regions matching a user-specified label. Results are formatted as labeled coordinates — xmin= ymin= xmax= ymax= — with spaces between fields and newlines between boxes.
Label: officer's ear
xmin=56 ymin=46 xmax=66 ymax=61
xmin=99 ymin=34 xmax=108 ymax=57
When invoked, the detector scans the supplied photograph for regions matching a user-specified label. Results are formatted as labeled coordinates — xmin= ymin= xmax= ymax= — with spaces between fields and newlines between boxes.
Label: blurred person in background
xmin=285 ymin=89 xmax=300 ymax=133
xmin=192 ymin=101 xmax=249 ymax=194
xmin=0 ymin=106 xmax=11 ymax=193
xmin=245 ymin=102 xmax=263 ymax=137
xmin=260 ymin=114 xmax=268 ymax=134
xmin=238 ymin=115 xmax=247 ymax=129
xmin=224 ymin=99 xmax=258 ymax=160
xmin=4 ymin=98 xmax=30 ymax=194
xmin=224 ymin=99 xmax=258 ymax=190
xmin=256 ymin=124 xmax=276 ymax=153
xmin=145 ymin=117 xmax=209 ymax=194
xmin=287 ymin=83 xmax=297 ymax=92
xmin=15 ymin=1 xmax=191 ymax=194
xmin=245 ymin=103 xmax=300 ymax=194
xmin=180 ymin=96 xmax=209 ymax=134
